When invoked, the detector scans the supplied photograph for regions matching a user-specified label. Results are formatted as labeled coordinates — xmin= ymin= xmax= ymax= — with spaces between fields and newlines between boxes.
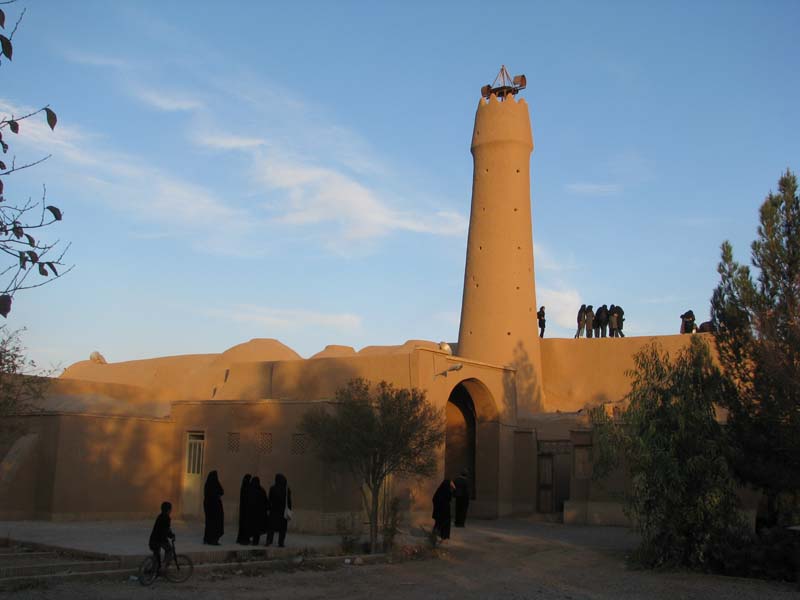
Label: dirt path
xmin=2 ymin=520 xmax=797 ymax=599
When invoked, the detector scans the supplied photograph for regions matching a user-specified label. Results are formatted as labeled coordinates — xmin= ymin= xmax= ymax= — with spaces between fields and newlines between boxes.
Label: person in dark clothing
xmin=574 ymin=304 xmax=586 ymax=338
xmin=247 ymin=476 xmax=270 ymax=545
xmin=537 ymin=306 xmax=546 ymax=338
xmin=614 ymin=305 xmax=626 ymax=337
xmin=203 ymin=470 xmax=224 ymax=545
xmin=266 ymin=473 xmax=292 ymax=547
xmin=453 ymin=470 xmax=471 ymax=527
xmin=680 ymin=310 xmax=696 ymax=334
xmin=236 ymin=474 xmax=252 ymax=545
xmin=148 ymin=501 xmax=175 ymax=573
xmin=432 ymin=479 xmax=454 ymax=541
xmin=698 ymin=320 xmax=716 ymax=333
xmin=596 ymin=305 xmax=609 ymax=338
xmin=584 ymin=305 xmax=595 ymax=338
xmin=609 ymin=305 xmax=618 ymax=338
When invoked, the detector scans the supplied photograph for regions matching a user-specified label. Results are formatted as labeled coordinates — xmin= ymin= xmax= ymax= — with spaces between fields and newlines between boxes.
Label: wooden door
xmin=181 ymin=431 xmax=205 ymax=519
xmin=537 ymin=454 xmax=554 ymax=513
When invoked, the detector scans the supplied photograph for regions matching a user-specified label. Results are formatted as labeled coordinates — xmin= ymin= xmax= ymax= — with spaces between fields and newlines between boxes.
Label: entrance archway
xmin=444 ymin=378 xmax=499 ymax=511
xmin=445 ymin=383 xmax=476 ymax=498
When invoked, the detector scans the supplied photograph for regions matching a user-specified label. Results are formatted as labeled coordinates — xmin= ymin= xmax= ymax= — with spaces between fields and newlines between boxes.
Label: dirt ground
xmin=2 ymin=519 xmax=797 ymax=599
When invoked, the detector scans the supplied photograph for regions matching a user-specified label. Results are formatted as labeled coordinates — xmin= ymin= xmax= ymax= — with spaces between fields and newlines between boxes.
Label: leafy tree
xmin=0 ymin=326 xmax=46 ymax=440
xmin=591 ymin=337 xmax=748 ymax=569
xmin=0 ymin=1 xmax=69 ymax=318
xmin=711 ymin=169 xmax=800 ymax=525
xmin=300 ymin=378 xmax=445 ymax=553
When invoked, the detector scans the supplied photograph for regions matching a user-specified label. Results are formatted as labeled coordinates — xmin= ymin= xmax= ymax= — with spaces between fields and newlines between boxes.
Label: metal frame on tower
xmin=480 ymin=65 xmax=526 ymax=100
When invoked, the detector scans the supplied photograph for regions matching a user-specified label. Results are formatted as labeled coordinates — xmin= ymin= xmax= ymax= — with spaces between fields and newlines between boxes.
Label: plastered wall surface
xmin=539 ymin=334 xmax=704 ymax=412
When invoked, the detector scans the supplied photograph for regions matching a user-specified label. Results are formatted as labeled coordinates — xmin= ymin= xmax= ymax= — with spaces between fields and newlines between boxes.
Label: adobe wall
xmin=539 ymin=334 xmax=703 ymax=412
xmin=0 ymin=413 xmax=177 ymax=520
xmin=49 ymin=414 xmax=178 ymax=519
xmin=0 ymin=417 xmax=59 ymax=520
xmin=44 ymin=377 xmax=168 ymax=418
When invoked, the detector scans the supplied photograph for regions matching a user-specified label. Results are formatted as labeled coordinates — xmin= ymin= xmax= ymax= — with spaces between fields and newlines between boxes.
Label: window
xmin=227 ymin=432 xmax=241 ymax=453
xmin=258 ymin=432 xmax=273 ymax=455
xmin=186 ymin=432 xmax=205 ymax=475
xmin=291 ymin=433 xmax=308 ymax=455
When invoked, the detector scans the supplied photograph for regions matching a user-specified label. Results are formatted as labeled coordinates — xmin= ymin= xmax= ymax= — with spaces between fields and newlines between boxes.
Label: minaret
xmin=457 ymin=69 xmax=545 ymax=416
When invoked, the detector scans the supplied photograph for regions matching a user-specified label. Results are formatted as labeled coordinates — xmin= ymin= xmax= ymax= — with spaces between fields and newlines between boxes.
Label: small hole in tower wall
xmin=516 ymin=169 xmax=520 ymax=173
xmin=514 ymin=208 xmax=518 ymax=212
xmin=485 ymin=168 xmax=489 ymax=173
xmin=507 ymin=331 xmax=512 ymax=336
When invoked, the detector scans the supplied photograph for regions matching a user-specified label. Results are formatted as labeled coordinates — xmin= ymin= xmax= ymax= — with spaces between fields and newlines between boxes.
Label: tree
xmin=299 ymin=378 xmax=445 ymax=553
xmin=710 ymin=169 xmax=800 ymax=525
xmin=0 ymin=1 xmax=69 ymax=318
xmin=0 ymin=325 xmax=46 ymax=437
xmin=591 ymin=337 xmax=748 ymax=569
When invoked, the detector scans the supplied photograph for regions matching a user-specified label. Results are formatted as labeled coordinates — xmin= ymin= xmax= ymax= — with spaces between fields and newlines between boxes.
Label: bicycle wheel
xmin=163 ymin=554 xmax=193 ymax=583
xmin=138 ymin=556 xmax=157 ymax=586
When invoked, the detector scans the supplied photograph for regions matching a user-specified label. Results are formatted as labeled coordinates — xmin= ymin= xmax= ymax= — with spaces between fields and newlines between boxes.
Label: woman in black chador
xmin=266 ymin=473 xmax=292 ymax=547
xmin=432 ymin=479 xmax=454 ymax=540
xmin=453 ymin=470 xmax=471 ymax=527
xmin=247 ymin=476 xmax=270 ymax=545
xmin=235 ymin=474 xmax=252 ymax=545
xmin=203 ymin=470 xmax=225 ymax=545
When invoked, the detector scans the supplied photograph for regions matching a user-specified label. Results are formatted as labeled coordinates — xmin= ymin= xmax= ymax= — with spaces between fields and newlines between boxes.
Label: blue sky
xmin=2 ymin=1 xmax=798 ymax=370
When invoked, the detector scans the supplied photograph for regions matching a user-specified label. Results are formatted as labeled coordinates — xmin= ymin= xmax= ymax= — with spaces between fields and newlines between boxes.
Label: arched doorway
xmin=445 ymin=383 xmax=476 ymax=498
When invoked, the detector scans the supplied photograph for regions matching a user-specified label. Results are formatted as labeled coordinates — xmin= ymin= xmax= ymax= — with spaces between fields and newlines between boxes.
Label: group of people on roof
xmin=574 ymin=304 xmax=625 ymax=339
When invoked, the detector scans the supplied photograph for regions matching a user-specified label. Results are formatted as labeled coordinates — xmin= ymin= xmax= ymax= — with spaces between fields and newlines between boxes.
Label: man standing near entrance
xmin=454 ymin=469 xmax=471 ymax=527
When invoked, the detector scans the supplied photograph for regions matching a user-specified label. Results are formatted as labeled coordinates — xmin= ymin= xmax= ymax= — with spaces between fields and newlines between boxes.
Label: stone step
xmin=0 ymin=552 xmax=389 ymax=588
xmin=0 ymin=567 xmax=135 ymax=589
xmin=0 ymin=551 xmax=58 ymax=561
xmin=0 ymin=559 xmax=120 ymax=579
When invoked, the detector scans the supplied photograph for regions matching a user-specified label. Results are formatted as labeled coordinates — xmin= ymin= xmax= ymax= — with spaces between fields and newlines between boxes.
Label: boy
xmin=149 ymin=501 xmax=175 ymax=573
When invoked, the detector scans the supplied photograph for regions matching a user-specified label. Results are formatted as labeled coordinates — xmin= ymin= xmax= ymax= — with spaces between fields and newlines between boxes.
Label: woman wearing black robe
xmin=247 ymin=476 xmax=270 ymax=545
xmin=432 ymin=479 xmax=453 ymax=540
xmin=203 ymin=470 xmax=225 ymax=545
xmin=236 ymin=474 xmax=252 ymax=545
xmin=453 ymin=470 xmax=470 ymax=527
xmin=266 ymin=473 xmax=292 ymax=547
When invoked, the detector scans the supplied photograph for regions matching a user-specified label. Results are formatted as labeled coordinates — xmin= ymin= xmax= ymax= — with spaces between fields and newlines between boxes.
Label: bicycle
xmin=138 ymin=538 xmax=194 ymax=586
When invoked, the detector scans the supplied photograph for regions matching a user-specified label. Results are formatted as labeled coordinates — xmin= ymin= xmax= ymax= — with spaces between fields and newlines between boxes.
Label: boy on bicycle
xmin=149 ymin=501 xmax=175 ymax=573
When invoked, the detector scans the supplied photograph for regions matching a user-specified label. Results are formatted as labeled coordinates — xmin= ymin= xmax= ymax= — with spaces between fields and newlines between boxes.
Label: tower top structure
xmin=481 ymin=65 xmax=527 ymax=100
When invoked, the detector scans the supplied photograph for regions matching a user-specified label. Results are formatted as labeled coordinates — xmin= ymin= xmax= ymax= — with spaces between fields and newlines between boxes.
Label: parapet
xmin=471 ymin=93 xmax=533 ymax=151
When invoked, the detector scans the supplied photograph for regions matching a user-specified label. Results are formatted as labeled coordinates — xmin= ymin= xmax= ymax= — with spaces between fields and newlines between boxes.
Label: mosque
xmin=0 ymin=69 xmax=696 ymax=531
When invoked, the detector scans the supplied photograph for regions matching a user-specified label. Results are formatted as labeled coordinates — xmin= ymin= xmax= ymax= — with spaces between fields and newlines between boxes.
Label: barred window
xmin=258 ymin=432 xmax=273 ymax=455
xmin=227 ymin=432 xmax=241 ymax=453
xmin=291 ymin=433 xmax=308 ymax=455
xmin=186 ymin=432 xmax=205 ymax=474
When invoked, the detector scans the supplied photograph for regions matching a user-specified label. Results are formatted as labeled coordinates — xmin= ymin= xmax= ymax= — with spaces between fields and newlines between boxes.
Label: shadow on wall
xmin=504 ymin=341 xmax=543 ymax=415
